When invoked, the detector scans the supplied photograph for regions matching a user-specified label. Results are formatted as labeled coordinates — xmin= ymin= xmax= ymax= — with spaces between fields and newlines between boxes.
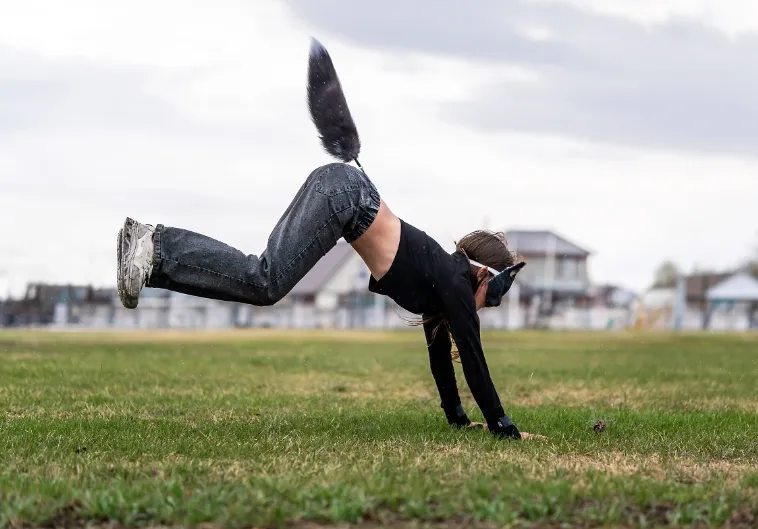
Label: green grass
xmin=1 ymin=329 xmax=757 ymax=528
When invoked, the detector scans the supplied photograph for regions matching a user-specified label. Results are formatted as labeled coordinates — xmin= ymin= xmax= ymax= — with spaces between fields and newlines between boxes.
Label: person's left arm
xmin=423 ymin=317 xmax=471 ymax=427
xmin=437 ymin=278 xmax=521 ymax=439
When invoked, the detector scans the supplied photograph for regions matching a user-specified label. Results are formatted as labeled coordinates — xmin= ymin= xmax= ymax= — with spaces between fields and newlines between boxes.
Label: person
xmin=116 ymin=39 xmax=536 ymax=440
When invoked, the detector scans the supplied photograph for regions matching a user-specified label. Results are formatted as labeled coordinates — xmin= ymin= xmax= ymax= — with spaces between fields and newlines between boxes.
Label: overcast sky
xmin=1 ymin=0 xmax=757 ymax=297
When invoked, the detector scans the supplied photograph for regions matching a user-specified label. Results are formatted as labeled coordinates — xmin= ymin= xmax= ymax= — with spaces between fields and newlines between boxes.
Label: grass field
xmin=1 ymin=329 xmax=757 ymax=528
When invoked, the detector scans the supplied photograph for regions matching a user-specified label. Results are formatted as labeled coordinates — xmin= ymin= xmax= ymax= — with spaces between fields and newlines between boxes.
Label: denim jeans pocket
xmin=314 ymin=164 xmax=360 ymax=197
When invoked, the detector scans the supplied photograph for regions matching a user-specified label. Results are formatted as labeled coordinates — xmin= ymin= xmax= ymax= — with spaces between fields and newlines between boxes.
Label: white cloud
xmin=542 ymin=0 xmax=758 ymax=35
xmin=285 ymin=0 xmax=758 ymax=156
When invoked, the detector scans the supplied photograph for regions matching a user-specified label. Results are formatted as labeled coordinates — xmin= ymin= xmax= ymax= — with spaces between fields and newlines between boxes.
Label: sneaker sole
xmin=116 ymin=228 xmax=124 ymax=304
xmin=119 ymin=218 xmax=141 ymax=309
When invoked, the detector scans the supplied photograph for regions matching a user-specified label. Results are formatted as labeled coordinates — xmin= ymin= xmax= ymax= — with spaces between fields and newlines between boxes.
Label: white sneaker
xmin=117 ymin=217 xmax=155 ymax=309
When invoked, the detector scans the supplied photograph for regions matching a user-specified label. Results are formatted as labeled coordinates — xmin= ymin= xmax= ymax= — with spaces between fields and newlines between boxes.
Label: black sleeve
xmin=423 ymin=317 xmax=470 ymax=427
xmin=437 ymin=279 xmax=507 ymax=430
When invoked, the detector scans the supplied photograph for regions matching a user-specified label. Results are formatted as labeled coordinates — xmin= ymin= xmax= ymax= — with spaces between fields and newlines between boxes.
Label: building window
xmin=559 ymin=258 xmax=579 ymax=279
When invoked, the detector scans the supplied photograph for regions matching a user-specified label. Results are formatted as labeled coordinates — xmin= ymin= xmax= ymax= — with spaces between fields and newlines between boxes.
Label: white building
xmin=706 ymin=271 xmax=758 ymax=330
xmin=635 ymin=270 xmax=758 ymax=330
xmin=243 ymin=241 xmax=395 ymax=329
xmin=22 ymin=231 xmax=647 ymax=331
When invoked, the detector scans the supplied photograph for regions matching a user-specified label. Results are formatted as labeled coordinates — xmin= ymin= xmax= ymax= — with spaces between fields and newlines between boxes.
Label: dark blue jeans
xmin=147 ymin=163 xmax=380 ymax=305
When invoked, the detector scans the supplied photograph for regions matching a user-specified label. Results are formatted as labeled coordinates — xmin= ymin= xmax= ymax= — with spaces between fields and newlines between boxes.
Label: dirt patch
xmin=619 ymin=501 xmax=681 ymax=527
xmin=32 ymin=500 xmax=88 ymax=529
xmin=2 ymin=352 xmax=43 ymax=360
xmin=292 ymin=518 xmax=499 ymax=529
xmin=723 ymin=506 xmax=758 ymax=529
xmin=17 ymin=501 xmax=757 ymax=529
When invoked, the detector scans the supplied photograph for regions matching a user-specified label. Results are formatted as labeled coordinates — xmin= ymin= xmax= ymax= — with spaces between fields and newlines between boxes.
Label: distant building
xmin=246 ymin=241 xmax=392 ymax=329
xmin=1 ymin=283 xmax=112 ymax=327
xmin=0 ymin=231 xmax=645 ymax=332
xmin=505 ymin=229 xmax=592 ymax=299
xmin=589 ymin=284 xmax=637 ymax=309
xmin=503 ymin=229 xmax=592 ymax=327
xmin=706 ymin=271 xmax=758 ymax=330
xmin=637 ymin=270 xmax=758 ymax=330
xmin=0 ymin=242 xmax=400 ymax=330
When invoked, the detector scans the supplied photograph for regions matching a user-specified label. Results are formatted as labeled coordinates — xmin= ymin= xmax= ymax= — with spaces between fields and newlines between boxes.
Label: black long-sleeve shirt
xmin=368 ymin=219 xmax=506 ymax=427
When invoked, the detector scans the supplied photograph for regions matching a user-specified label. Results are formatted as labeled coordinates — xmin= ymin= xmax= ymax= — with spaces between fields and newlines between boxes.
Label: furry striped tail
xmin=307 ymin=38 xmax=363 ymax=170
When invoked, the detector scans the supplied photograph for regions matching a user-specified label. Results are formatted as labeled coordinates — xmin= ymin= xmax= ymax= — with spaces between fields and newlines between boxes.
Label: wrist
xmin=443 ymin=403 xmax=470 ymax=427
xmin=488 ymin=414 xmax=521 ymax=439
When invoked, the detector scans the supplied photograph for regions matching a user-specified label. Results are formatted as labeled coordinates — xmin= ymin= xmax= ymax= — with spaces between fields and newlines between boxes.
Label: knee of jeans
xmin=239 ymin=280 xmax=278 ymax=306
xmin=257 ymin=284 xmax=285 ymax=306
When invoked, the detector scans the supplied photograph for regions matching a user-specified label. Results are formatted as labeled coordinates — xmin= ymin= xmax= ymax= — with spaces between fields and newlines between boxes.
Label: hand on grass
xmin=520 ymin=432 xmax=548 ymax=441
xmin=466 ymin=422 xmax=547 ymax=440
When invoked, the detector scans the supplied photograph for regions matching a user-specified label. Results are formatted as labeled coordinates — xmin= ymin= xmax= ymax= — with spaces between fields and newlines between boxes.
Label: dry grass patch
xmin=0 ymin=329 xmax=420 ymax=346
xmin=512 ymin=384 xmax=649 ymax=409
xmin=510 ymin=383 xmax=758 ymax=412
xmin=1 ymin=352 xmax=44 ymax=361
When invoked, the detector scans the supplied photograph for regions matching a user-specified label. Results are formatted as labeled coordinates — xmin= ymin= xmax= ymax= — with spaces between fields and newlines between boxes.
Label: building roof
xmin=685 ymin=272 xmax=731 ymax=301
xmin=504 ymin=230 xmax=590 ymax=258
xmin=22 ymin=283 xmax=113 ymax=304
xmin=289 ymin=241 xmax=356 ymax=296
xmin=645 ymin=271 xmax=758 ymax=303
xmin=707 ymin=272 xmax=758 ymax=302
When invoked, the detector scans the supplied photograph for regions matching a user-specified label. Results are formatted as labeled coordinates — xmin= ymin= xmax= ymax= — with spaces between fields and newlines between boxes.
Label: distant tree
xmin=652 ymin=261 xmax=681 ymax=288
xmin=748 ymin=233 xmax=758 ymax=277
xmin=742 ymin=233 xmax=758 ymax=329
